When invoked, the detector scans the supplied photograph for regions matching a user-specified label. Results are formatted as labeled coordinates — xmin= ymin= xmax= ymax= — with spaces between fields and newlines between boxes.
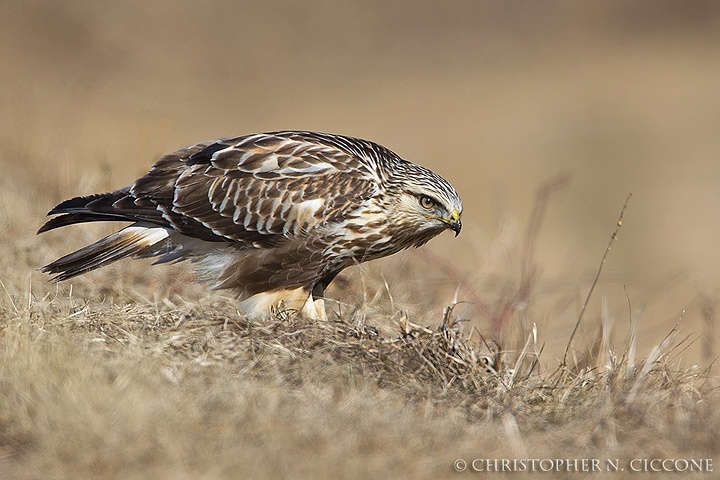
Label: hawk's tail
xmin=40 ymin=224 xmax=171 ymax=281
xmin=37 ymin=187 xmax=168 ymax=234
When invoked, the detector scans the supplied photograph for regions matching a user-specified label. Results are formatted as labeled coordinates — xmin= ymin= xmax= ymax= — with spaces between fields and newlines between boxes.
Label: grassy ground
xmin=2 ymin=1 xmax=720 ymax=478
xmin=1 ymin=276 xmax=718 ymax=479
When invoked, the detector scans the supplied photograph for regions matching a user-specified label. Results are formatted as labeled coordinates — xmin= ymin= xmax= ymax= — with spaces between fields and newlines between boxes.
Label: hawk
xmin=38 ymin=131 xmax=462 ymax=320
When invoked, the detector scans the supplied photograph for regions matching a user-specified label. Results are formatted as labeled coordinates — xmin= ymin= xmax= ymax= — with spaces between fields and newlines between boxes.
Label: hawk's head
xmin=384 ymin=162 xmax=463 ymax=246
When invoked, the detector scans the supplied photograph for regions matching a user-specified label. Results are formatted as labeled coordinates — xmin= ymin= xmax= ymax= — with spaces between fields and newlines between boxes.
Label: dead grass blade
xmin=562 ymin=193 xmax=633 ymax=368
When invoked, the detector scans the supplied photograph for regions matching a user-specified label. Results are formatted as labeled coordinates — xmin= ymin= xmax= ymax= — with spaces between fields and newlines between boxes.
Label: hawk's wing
xmin=41 ymin=132 xmax=381 ymax=248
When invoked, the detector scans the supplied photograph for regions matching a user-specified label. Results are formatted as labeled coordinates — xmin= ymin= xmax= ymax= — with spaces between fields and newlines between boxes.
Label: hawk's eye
xmin=419 ymin=195 xmax=436 ymax=210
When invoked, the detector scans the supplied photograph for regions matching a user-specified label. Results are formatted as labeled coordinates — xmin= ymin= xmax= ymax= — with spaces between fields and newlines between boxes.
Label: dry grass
xmin=1 ymin=273 xmax=717 ymax=479
xmin=2 ymin=1 xmax=720 ymax=478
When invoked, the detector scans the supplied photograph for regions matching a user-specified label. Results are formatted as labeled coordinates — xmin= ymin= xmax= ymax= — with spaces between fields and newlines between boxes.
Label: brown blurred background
xmin=2 ymin=1 xmax=720 ymax=360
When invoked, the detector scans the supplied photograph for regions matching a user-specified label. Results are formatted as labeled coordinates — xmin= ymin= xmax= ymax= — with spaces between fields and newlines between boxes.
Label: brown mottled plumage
xmin=38 ymin=131 xmax=462 ymax=319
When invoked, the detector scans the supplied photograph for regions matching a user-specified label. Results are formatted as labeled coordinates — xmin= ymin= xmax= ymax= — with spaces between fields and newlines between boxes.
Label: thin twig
xmin=414 ymin=248 xmax=492 ymax=316
xmin=562 ymin=193 xmax=633 ymax=367
xmin=0 ymin=279 xmax=18 ymax=313
xmin=502 ymin=175 xmax=569 ymax=336
xmin=521 ymin=175 xmax=571 ymax=283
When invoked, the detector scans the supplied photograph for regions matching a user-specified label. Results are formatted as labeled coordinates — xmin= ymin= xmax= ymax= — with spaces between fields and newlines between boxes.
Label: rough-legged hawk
xmin=38 ymin=131 xmax=462 ymax=319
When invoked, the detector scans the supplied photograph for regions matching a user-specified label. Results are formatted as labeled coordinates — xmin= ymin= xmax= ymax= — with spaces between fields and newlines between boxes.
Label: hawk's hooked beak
xmin=447 ymin=209 xmax=462 ymax=237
